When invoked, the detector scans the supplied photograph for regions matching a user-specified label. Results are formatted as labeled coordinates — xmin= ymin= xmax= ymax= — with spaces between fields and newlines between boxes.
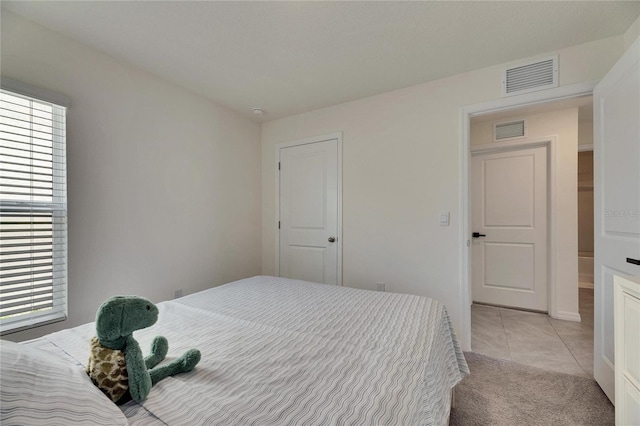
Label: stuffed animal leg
xmin=145 ymin=336 xmax=169 ymax=369
xmin=149 ymin=348 xmax=201 ymax=385
xmin=124 ymin=335 xmax=153 ymax=402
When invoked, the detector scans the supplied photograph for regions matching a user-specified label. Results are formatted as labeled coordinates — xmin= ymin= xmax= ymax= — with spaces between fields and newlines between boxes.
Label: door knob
xmin=472 ymin=232 xmax=486 ymax=238
xmin=328 ymin=236 xmax=336 ymax=243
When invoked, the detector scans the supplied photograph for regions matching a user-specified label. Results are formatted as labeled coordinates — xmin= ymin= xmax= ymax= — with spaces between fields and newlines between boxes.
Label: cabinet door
xmin=614 ymin=275 xmax=640 ymax=425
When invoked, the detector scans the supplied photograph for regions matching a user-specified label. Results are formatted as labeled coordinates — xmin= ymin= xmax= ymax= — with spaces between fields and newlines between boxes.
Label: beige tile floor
xmin=471 ymin=288 xmax=594 ymax=377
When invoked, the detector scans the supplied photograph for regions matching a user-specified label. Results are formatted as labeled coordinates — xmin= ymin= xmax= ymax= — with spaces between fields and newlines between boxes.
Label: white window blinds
xmin=0 ymin=88 xmax=68 ymax=334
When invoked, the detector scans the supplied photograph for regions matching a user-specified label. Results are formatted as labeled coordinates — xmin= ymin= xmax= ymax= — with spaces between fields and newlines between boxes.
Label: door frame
xmin=471 ymin=138 xmax=555 ymax=312
xmin=275 ymin=132 xmax=343 ymax=285
xmin=459 ymin=81 xmax=597 ymax=350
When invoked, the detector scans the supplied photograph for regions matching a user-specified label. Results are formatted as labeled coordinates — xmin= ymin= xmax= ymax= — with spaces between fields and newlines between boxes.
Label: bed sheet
xmin=26 ymin=276 xmax=469 ymax=426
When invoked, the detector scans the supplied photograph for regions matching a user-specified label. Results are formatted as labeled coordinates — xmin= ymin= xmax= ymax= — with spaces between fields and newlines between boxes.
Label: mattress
xmin=24 ymin=276 xmax=469 ymax=425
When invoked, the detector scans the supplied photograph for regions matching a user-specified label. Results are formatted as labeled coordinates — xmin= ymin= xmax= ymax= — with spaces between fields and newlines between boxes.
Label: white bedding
xmin=24 ymin=276 xmax=469 ymax=425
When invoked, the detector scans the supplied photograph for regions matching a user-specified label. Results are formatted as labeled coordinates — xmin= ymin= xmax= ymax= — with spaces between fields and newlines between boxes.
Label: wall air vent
xmin=494 ymin=119 xmax=526 ymax=141
xmin=502 ymin=55 xmax=558 ymax=96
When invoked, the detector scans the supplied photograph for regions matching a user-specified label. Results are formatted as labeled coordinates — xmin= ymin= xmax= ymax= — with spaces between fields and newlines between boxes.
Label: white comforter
xmin=26 ymin=276 xmax=469 ymax=425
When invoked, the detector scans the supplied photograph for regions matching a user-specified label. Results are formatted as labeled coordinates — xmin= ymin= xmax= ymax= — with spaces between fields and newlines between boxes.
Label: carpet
xmin=450 ymin=352 xmax=614 ymax=426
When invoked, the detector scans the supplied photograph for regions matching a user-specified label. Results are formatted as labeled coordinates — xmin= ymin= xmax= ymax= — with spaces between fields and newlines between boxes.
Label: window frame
xmin=0 ymin=78 xmax=69 ymax=335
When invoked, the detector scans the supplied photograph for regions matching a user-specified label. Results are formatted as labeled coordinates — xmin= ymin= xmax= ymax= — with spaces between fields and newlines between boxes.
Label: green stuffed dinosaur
xmin=86 ymin=296 xmax=201 ymax=404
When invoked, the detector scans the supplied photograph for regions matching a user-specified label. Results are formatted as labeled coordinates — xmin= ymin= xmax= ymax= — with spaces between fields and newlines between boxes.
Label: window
xmin=0 ymin=81 xmax=68 ymax=334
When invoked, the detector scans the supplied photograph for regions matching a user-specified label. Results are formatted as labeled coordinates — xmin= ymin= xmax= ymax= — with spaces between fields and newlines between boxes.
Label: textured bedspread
xmin=26 ymin=276 xmax=469 ymax=425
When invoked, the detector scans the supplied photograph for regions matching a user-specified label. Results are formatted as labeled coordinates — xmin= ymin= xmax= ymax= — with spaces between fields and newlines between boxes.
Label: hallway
xmin=471 ymin=288 xmax=594 ymax=377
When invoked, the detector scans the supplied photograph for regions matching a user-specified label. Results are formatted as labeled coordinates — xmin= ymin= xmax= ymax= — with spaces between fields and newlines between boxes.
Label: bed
xmin=1 ymin=275 xmax=469 ymax=425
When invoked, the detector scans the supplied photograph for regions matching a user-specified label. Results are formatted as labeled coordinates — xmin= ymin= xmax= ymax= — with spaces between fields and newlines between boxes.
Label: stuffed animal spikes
xmin=86 ymin=295 xmax=201 ymax=404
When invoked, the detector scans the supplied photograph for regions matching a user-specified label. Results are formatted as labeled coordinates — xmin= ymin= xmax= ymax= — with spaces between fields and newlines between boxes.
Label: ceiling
xmin=2 ymin=1 xmax=639 ymax=122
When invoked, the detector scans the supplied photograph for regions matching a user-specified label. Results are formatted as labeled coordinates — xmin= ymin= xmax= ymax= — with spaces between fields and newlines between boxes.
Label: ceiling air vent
xmin=502 ymin=55 xmax=558 ymax=96
xmin=494 ymin=119 xmax=526 ymax=141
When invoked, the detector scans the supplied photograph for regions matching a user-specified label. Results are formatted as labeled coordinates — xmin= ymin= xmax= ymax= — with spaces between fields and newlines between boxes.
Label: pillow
xmin=0 ymin=340 xmax=128 ymax=426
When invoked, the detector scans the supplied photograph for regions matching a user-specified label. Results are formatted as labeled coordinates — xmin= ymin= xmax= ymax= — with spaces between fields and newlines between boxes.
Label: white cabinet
xmin=614 ymin=274 xmax=640 ymax=425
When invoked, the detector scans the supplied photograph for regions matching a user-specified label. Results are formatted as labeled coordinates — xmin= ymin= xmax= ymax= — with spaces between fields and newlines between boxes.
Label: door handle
xmin=328 ymin=236 xmax=336 ymax=243
xmin=627 ymin=257 xmax=640 ymax=266
xmin=472 ymin=232 xmax=486 ymax=238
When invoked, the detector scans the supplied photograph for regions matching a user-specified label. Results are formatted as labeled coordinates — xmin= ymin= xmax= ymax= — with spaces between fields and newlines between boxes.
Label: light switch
xmin=439 ymin=212 xmax=450 ymax=226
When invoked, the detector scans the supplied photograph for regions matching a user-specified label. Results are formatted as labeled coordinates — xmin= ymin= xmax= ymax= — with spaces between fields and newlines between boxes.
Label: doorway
xmin=466 ymin=95 xmax=595 ymax=378
xmin=459 ymin=84 xmax=597 ymax=354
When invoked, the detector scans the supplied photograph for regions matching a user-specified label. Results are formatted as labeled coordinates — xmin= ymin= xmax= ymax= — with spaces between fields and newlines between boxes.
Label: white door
xmin=593 ymin=36 xmax=640 ymax=403
xmin=472 ymin=145 xmax=548 ymax=311
xmin=278 ymin=138 xmax=340 ymax=285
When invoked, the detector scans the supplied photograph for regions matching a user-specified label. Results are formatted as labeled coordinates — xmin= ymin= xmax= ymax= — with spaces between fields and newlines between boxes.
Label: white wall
xmin=624 ymin=15 xmax=640 ymax=51
xmin=471 ymin=108 xmax=580 ymax=319
xmin=261 ymin=36 xmax=624 ymax=341
xmin=1 ymin=11 xmax=262 ymax=341
xmin=579 ymin=120 xmax=594 ymax=147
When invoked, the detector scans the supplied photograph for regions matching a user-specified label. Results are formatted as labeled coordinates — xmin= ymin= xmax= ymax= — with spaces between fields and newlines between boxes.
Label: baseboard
xmin=554 ymin=311 xmax=582 ymax=322
xmin=579 ymin=281 xmax=594 ymax=289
